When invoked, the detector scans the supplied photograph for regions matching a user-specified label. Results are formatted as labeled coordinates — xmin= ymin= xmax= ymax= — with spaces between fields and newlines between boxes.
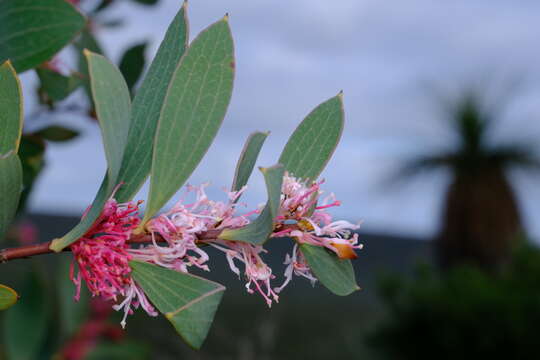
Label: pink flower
xmin=207 ymin=239 xmax=279 ymax=307
xmin=67 ymin=176 xmax=360 ymax=316
xmin=70 ymin=199 xmax=157 ymax=328
xmin=274 ymin=243 xmax=316 ymax=294
xmin=272 ymin=173 xmax=362 ymax=292
xmin=138 ymin=184 xmax=280 ymax=306
xmin=134 ymin=184 xmax=249 ymax=273
xmin=16 ymin=221 xmax=38 ymax=246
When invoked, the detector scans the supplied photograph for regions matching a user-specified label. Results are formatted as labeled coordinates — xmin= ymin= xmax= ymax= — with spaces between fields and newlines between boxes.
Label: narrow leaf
xmin=130 ymin=260 xmax=225 ymax=349
xmin=0 ymin=284 xmax=18 ymax=310
xmin=85 ymin=49 xmax=131 ymax=183
xmin=119 ymin=42 xmax=147 ymax=92
xmin=95 ymin=0 xmax=114 ymax=13
xmin=115 ymin=3 xmax=188 ymax=202
xmin=300 ymin=243 xmax=359 ymax=296
xmin=100 ymin=19 xmax=125 ymax=29
xmin=50 ymin=50 xmax=133 ymax=252
xmin=231 ymin=131 xmax=269 ymax=194
xmin=35 ymin=125 xmax=79 ymax=142
xmin=36 ymin=67 xmax=81 ymax=102
xmin=219 ymin=164 xmax=284 ymax=245
xmin=17 ymin=135 xmax=45 ymax=214
xmin=131 ymin=0 xmax=159 ymax=5
xmin=279 ymin=93 xmax=344 ymax=181
xmin=0 ymin=153 xmax=22 ymax=241
xmin=0 ymin=0 xmax=86 ymax=72
xmin=58 ymin=256 xmax=88 ymax=336
xmin=50 ymin=7 xmax=168 ymax=252
xmin=142 ymin=16 xmax=235 ymax=223
xmin=50 ymin=177 xmax=109 ymax=251
xmin=0 ymin=61 xmax=23 ymax=154
xmin=3 ymin=271 xmax=49 ymax=360
xmin=76 ymin=27 xmax=103 ymax=110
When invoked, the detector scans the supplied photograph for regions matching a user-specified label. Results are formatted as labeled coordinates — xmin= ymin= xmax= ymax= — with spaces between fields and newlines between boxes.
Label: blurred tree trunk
xmin=436 ymin=167 xmax=522 ymax=272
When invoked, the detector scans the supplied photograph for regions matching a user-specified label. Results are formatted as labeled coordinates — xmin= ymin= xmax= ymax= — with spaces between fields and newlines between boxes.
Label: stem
xmin=0 ymin=230 xmax=223 ymax=263
xmin=0 ymin=224 xmax=297 ymax=263
xmin=0 ymin=242 xmax=59 ymax=262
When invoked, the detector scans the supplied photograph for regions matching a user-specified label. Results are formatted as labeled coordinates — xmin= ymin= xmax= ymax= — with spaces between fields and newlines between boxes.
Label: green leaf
xmin=119 ymin=42 xmax=147 ymax=93
xmin=3 ymin=271 xmax=49 ymax=360
xmin=49 ymin=177 xmax=109 ymax=252
xmin=0 ymin=153 xmax=22 ymax=241
xmin=75 ymin=27 xmax=103 ymax=110
xmin=279 ymin=93 xmax=344 ymax=181
xmin=142 ymin=16 xmax=235 ymax=224
xmin=0 ymin=284 xmax=18 ymax=310
xmin=100 ymin=19 xmax=124 ymax=29
xmin=299 ymin=243 xmax=359 ymax=296
xmin=0 ymin=61 xmax=23 ymax=154
xmin=231 ymin=131 xmax=269 ymax=194
xmin=17 ymin=135 xmax=46 ymax=214
xmin=51 ymin=50 xmax=131 ymax=252
xmin=49 ymin=32 xmax=114 ymax=252
xmin=76 ymin=27 xmax=103 ymax=55
xmin=94 ymin=0 xmax=114 ymax=13
xmin=35 ymin=125 xmax=79 ymax=142
xmin=36 ymin=67 xmax=81 ymax=102
xmin=131 ymin=0 xmax=159 ymax=5
xmin=115 ymin=3 xmax=188 ymax=203
xmin=129 ymin=261 xmax=225 ymax=349
xmin=85 ymin=49 xmax=131 ymax=183
xmin=57 ymin=255 xmax=88 ymax=336
xmin=219 ymin=164 xmax=284 ymax=245
xmin=0 ymin=0 xmax=86 ymax=72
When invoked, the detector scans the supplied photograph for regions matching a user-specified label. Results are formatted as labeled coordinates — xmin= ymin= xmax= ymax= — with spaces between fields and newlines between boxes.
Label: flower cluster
xmin=131 ymin=184 xmax=248 ymax=273
xmin=69 ymin=174 xmax=361 ymax=326
xmin=272 ymin=174 xmax=362 ymax=293
xmin=138 ymin=184 xmax=280 ymax=307
xmin=70 ymin=199 xmax=157 ymax=327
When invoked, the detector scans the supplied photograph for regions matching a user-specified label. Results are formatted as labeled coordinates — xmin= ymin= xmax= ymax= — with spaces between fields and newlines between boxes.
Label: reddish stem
xmin=0 ymin=224 xmax=298 ymax=263
xmin=0 ymin=241 xmax=57 ymax=262
xmin=0 ymin=230 xmax=221 ymax=263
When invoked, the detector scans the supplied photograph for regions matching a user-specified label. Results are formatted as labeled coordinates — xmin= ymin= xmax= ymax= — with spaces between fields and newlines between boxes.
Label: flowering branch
xmin=3 ymin=174 xmax=361 ymax=322
xmin=0 ymin=3 xmax=360 ymax=350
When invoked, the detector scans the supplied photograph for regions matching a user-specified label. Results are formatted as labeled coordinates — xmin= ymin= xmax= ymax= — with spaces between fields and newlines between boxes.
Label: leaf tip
xmin=223 ymin=13 xmax=229 ymax=22
xmin=337 ymin=90 xmax=344 ymax=99
xmin=82 ymin=48 xmax=92 ymax=58
xmin=1 ymin=59 xmax=13 ymax=69
xmin=0 ymin=284 xmax=18 ymax=310
xmin=182 ymin=0 xmax=188 ymax=8
xmin=258 ymin=163 xmax=283 ymax=174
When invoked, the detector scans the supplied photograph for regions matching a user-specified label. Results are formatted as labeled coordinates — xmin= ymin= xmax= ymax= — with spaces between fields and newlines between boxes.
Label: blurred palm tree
xmin=400 ymin=89 xmax=540 ymax=272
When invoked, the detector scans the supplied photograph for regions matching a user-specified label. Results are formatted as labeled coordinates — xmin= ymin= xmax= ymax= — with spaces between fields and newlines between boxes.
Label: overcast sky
xmin=20 ymin=0 xmax=540 ymax=240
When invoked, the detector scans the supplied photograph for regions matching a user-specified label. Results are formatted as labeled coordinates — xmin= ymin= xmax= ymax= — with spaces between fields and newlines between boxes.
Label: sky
xmin=20 ymin=0 xmax=540 ymax=240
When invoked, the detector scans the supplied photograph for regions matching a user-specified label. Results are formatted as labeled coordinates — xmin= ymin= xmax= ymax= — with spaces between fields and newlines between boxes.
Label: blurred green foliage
xmin=368 ymin=243 xmax=540 ymax=359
